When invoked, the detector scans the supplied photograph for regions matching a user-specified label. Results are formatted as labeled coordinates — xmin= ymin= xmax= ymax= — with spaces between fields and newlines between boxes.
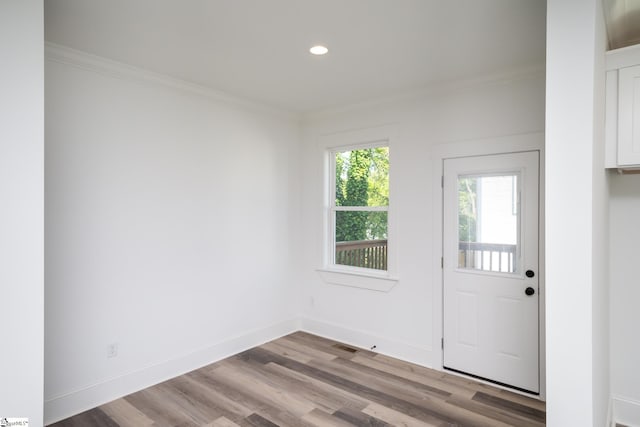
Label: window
xmin=330 ymin=145 xmax=389 ymax=271
xmin=457 ymin=173 xmax=520 ymax=273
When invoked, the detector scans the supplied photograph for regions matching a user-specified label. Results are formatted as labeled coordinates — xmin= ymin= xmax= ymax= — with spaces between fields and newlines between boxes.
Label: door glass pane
xmin=458 ymin=174 xmax=519 ymax=273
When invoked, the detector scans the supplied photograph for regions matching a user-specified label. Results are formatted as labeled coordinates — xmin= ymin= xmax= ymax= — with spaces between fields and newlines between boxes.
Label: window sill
xmin=316 ymin=268 xmax=398 ymax=292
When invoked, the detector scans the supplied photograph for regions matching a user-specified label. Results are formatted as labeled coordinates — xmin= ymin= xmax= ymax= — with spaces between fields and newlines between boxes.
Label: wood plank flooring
xmin=50 ymin=332 xmax=546 ymax=426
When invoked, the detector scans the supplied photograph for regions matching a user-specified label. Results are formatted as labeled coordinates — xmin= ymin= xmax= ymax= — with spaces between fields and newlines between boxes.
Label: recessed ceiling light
xmin=309 ymin=45 xmax=328 ymax=55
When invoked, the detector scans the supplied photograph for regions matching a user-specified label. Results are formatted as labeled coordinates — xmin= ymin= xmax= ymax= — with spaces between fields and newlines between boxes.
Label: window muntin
xmin=331 ymin=146 xmax=389 ymax=271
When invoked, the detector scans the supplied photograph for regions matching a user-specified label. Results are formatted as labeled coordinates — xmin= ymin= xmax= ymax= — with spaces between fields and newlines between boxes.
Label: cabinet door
xmin=619 ymin=65 xmax=640 ymax=166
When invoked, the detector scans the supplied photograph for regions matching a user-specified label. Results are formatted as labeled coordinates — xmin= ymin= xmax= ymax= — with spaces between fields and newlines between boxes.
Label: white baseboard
xmin=299 ymin=316 xmax=433 ymax=368
xmin=612 ymin=395 xmax=640 ymax=427
xmin=44 ymin=318 xmax=300 ymax=426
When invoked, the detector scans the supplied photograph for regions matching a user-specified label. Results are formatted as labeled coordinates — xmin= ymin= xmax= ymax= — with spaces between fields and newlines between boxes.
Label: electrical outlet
xmin=107 ymin=343 xmax=118 ymax=358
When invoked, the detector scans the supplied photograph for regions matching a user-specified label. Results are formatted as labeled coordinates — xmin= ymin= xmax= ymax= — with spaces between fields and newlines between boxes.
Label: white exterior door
xmin=443 ymin=151 xmax=539 ymax=394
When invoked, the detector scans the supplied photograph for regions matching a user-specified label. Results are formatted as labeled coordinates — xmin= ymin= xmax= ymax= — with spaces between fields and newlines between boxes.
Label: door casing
xmin=430 ymin=134 xmax=545 ymax=400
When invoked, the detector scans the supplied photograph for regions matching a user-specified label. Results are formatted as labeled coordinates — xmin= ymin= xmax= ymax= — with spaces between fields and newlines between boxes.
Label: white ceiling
xmin=44 ymin=0 xmax=547 ymax=113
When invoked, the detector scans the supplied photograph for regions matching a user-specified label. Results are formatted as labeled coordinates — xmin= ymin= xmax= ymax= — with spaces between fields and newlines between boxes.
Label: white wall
xmin=591 ymin=3 xmax=611 ymax=426
xmin=610 ymin=173 xmax=640 ymax=425
xmin=44 ymin=49 xmax=301 ymax=424
xmin=0 ymin=1 xmax=45 ymax=425
xmin=298 ymin=71 xmax=545 ymax=368
xmin=545 ymin=0 xmax=610 ymax=425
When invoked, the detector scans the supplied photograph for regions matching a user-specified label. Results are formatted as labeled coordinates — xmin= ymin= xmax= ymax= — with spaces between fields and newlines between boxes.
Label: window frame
xmin=316 ymin=125 xmax=398 ymax=291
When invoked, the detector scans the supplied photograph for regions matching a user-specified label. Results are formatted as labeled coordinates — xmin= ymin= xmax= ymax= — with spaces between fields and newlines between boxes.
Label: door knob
xmin=525 ymin=287 xmax=535 ymax=296
xmin=525 ymin=270 xmax=535 ymax=278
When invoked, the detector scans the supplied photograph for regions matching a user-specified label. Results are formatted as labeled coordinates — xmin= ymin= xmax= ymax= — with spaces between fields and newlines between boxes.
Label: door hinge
xmin=441 ymin=338 xmax=444 ymax=349
xmin=441 ymin=175 xmax=444 ymax=188
xmin=441 ymin=257 xmax=443 ymax=269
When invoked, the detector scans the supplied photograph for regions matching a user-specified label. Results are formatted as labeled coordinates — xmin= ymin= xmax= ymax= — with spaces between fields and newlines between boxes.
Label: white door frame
xmin=430 ymin=132 xmax=546 ymax=400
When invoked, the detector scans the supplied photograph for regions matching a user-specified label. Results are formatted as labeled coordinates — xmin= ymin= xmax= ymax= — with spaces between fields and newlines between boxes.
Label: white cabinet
xmin=618 ymin=65 xmax=640 ymax=166
xmin=606 ymin=44 xmax=640 ymax=169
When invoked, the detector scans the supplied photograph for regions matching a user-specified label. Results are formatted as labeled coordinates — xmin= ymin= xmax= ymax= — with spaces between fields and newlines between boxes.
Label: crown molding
xmin=301 ymin=63 xmax=545 ymax=122
xmin=45 ymin=42 xmax=543 ymax=125
xmin=45 ymin=42 xmax=300 ymax=122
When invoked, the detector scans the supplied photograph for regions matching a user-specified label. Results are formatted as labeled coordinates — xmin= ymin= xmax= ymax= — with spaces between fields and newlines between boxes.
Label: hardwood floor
xmin=50 ymin=332 xmax=546 ymax=426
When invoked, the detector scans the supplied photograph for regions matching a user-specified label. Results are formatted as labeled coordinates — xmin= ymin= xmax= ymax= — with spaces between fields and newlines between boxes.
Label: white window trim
xmin=316 ymin=125 xmax=398 ymax=292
